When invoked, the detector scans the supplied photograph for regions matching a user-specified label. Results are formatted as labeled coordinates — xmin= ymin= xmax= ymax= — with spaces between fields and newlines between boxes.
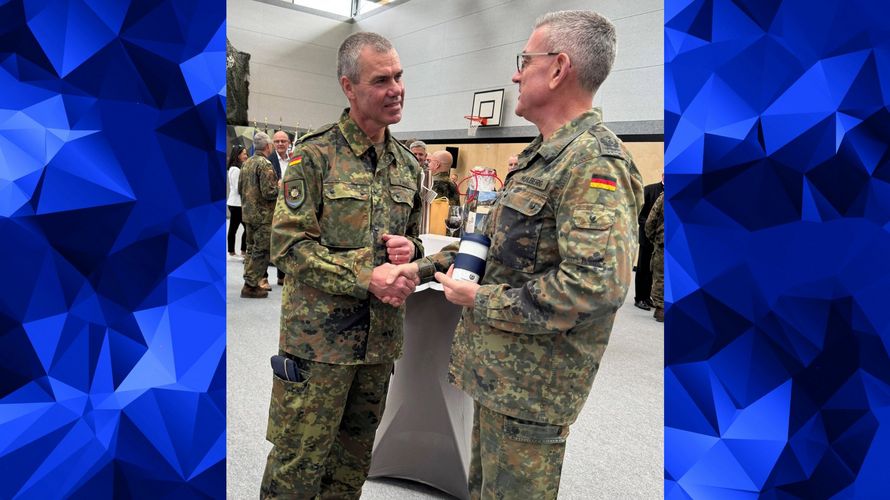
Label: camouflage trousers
xmin=261 ymin=356 xmax=392 ymax=499
xmin=468 ymin=401 xmax=569 ymax=500
xmin=650 ymin=245 xmax=664 ymax=308
xmin=244 ymin=222 xmax=271 ymax=287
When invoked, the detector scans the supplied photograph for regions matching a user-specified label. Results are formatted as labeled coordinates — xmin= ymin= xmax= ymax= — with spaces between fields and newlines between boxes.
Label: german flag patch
xmin=288 ymin=155 xmax=302 ymax=168
xmin=590 ymin=175 xmax=617 ymax=191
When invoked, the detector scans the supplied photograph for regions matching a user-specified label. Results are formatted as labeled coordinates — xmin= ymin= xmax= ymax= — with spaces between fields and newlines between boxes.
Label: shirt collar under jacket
xmin=337 ymin=108 xmax=394 ymax=160
xmin=520 ymin=107 xmax=605 ymax=165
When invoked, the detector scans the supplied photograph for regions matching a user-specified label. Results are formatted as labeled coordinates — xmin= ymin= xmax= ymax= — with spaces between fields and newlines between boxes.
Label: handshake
xmin=368 ymin=234 xmax=421 ymax=307
xmin=368 ymin=234 xmax=481 ymax=309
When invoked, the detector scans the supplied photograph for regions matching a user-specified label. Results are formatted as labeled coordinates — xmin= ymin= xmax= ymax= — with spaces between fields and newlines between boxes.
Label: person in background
xmin=260 ymin=31 xmax=424 ymax=499
xmin=428 ymin=150 xmax=461 ymax=207
xmin=646 ymin=190 xmax=665 ymax=322
xmin=634 ymin=173 xmax=664 ymax=310
xmin=507 ymin=154 xmax=519 ymax=172
xmin=227 ymin=144 xmax=248 ymax=259
xmin=269 ymin=130 xmax=290 ymax=179
xmin=409 ymin=140 xmax=428 ymax=167
xmin=268 ymin=130 xmax=291 ymax=286
xmin=386 ymin=10 xmax=643 ymax=498
xmin=239 ymin=132 xmax=277 ymax=298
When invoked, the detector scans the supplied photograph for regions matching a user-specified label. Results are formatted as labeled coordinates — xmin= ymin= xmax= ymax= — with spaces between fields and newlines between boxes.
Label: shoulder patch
xmin=591 ymin=130 xmax=626 ymax=160
xmin=284 ymin=179 xmax=306 ymax=209
xmin=296 ymin=123 xmax=336 ymax=144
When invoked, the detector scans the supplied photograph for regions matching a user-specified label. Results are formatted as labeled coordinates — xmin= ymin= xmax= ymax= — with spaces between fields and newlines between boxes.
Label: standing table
xmin=368 ymin=235 xmax=472 ymax=499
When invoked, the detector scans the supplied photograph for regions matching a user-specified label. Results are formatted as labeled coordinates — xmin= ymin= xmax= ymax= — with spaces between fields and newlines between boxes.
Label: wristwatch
xmin=417 ymin=260 xmax=437 ymax=284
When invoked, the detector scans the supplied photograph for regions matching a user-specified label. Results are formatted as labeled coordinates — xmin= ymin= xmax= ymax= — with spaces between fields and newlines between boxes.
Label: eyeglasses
xmin=516 ymin=52 xmax=559 ymax=73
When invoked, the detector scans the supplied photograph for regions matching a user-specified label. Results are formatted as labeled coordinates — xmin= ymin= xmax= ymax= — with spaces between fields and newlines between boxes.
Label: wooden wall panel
xmin=425 ymin=141 xmax=664 ymax=196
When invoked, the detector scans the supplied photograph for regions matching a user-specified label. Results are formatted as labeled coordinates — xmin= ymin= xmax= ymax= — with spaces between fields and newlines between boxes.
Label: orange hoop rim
xmin=464 ymin=115 xmax=489 ymax=126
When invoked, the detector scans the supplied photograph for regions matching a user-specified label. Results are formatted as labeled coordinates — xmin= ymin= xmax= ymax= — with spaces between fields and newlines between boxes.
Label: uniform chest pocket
xmin=320 ymin=182 xmax=370 ymax=248
xmin=388 ymin=184 xmax=416 ymax=235
xmin=490 ymin=187 xmax=548 ymax=273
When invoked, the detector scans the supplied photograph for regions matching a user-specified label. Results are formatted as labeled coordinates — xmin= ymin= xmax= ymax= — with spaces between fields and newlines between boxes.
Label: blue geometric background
xmin=665 ymin=0 xmax=890 ymax=497
xmin=0 ymin=1 xmax=225 ymax=497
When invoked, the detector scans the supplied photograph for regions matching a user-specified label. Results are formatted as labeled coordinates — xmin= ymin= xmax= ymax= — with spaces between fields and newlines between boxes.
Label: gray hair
xmin=253 ymin=131 xmax=271 ymax=150
xmin=409 ymin=140 xmax=427 ymax=150
xmin=534 ymin=10 xmax=616 ymax=94
xmin=338 ymin=32 xmax=394 ymax=82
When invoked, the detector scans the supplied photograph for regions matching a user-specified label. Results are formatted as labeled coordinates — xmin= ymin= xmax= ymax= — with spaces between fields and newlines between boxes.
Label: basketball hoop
xmin=464 ymin=115 xmax=488 ymax=137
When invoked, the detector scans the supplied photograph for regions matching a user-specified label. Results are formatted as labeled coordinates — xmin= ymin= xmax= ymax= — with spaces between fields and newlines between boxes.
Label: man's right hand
xmin=369 ymin=263 xmax=416 ymax=307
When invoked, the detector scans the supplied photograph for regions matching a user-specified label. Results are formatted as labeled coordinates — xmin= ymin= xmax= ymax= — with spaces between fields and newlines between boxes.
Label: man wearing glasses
xmin=388 ymin=10 xmax=644 ymax=498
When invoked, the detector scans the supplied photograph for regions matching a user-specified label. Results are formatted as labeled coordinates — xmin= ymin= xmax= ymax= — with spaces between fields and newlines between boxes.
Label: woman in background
xmin=227 ymin=144 xmax=249 ymax=258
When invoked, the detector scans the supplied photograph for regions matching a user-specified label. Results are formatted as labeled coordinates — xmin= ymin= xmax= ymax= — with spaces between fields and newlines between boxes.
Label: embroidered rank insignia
xmin=590 ymin=175 xmax=617 ymax=191
xmin=284 ymin=179 xmax=306 ymax=209
xmin=288 ymin=155 xmax=302 ymax=168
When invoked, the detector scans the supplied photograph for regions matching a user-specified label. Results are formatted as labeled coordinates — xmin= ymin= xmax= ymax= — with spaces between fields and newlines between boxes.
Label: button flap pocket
xmin=390 ymin=185 xmax=415 ymax=206
xmin=501 ymin=188 xmax=547 ymax=216
xmin=323 ymin=182 xmax=369 ymax=201
xmin=573 ymin=206 xmax=613 ymax=230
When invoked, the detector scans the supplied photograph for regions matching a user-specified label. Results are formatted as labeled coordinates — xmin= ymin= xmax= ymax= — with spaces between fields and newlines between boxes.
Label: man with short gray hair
xmin=387 ymin=10 xmax=643 ymax=497
xmin=409 ymin=140 xmax=427 ymax=166
xmin=238 ymin=131 xmax=277 ymax=298
xmin=260 ymin=31 xmax=423 ymax=498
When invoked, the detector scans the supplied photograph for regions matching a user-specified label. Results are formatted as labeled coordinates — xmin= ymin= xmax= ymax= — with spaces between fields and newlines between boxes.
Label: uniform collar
xmin=337 ymin=108 xmax=393 ymax=158
xmin=520 ymin=108 xmax=604 ymax=164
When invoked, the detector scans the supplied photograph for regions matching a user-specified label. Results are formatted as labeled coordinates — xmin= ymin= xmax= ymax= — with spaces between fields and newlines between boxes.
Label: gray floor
xmin=226 ymin=223 xmax=663 ymax=499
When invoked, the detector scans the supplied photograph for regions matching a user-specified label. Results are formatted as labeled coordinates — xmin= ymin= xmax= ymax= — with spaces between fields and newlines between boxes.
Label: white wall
xmin=227 ymin=0 xmax=663 ymax=138
xmin=227 ymin=0 xmax=352 ymax=131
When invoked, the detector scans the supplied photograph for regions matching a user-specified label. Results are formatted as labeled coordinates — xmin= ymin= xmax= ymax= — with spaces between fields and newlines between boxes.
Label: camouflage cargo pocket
xmin=567 ymin=205 xmax=614 ymax=267
xmin=265 ymin=369 xmax=310 ymax=447
xmin=502 ymin=415 xmax=568 ymax=445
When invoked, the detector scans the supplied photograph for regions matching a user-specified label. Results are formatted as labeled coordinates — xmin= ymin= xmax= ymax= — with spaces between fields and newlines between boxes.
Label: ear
xmin=340 ymin=75 xmax=355 ymax=101
xmin=548 ymin=53 xmax=572 ymax=90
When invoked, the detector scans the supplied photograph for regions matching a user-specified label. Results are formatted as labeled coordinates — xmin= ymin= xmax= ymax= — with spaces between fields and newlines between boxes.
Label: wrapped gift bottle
xmin=462 ymin=167 xmax=500 ymax=235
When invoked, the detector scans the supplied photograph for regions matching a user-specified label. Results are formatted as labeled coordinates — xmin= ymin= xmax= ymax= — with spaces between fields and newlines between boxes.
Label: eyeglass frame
xmin=516 ymin=52 xmax=560 ymax=73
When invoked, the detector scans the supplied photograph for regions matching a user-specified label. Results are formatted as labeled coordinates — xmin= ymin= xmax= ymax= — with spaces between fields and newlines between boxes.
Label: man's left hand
xmin=435 ymin=265 xmax=479 ymax=307
xmin=382 ymin=234 xmax=415 ymax=265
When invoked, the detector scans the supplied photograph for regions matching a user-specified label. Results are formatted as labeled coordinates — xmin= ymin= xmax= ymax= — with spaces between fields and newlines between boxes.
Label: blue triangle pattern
xmin=0 ymin=0 xmax=224 ymax=497
xmin=666 ymin=0 xmax=890 ymax=497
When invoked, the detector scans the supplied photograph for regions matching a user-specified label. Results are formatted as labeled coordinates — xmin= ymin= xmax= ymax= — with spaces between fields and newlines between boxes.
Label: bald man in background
xmin=428 ymin=150 xmax=460 ymax=207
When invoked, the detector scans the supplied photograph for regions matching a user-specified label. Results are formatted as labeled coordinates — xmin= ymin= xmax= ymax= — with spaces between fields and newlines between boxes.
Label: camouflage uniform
xmin=261 ymin=109 xmax=424 ymax=499
xmin=225 ymin=38 xmax=250 ymax=126
xmin=433 ymin=171 xmax=461 ymax=206
xmin=239 ymin=153 xmax=277 ymax=287
xmin=416 ymin=108 xmax=643 ymax=498
xmin=645 ymin=192 xmax=664 ymax=309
